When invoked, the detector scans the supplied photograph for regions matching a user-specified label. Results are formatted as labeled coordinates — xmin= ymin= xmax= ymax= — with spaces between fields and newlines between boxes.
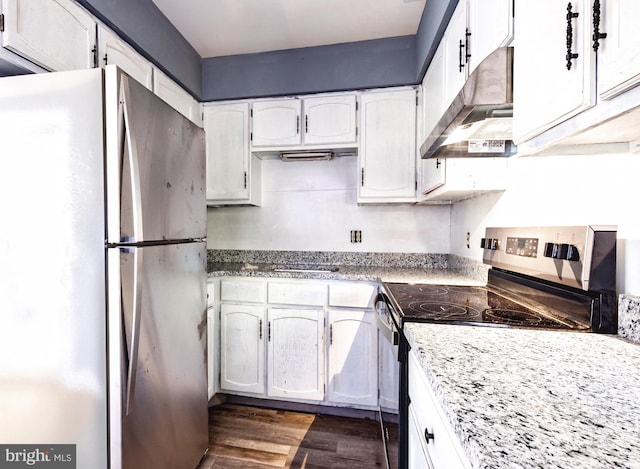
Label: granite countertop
xmin=207 ymin=262 xmax=484 ymax=285
xmin=405 ymin=323 xmax=640 ymax=469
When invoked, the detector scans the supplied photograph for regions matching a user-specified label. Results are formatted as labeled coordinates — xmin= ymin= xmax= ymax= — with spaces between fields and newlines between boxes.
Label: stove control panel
xmin=505 ymin=237 xmax=538 ymax=258
xmin=482 ymin=225 xmax=617 ymax=291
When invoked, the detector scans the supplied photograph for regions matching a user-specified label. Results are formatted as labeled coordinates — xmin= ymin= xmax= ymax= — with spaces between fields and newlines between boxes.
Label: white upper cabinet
xmin=419 ymin=157 xmax=508 ymax=204
xmin=597 ymin=0 xmax=640 ymax=99
xmin=303 ymin=95 xmax=358 ymax=145
xmin=421 ymin=0 xmax=513 ymax=145
xmin=251 ymin=99 xmax=303 ymax=147
xmin=251 ymin=94 xmax=358 ymax=150
xmin=512 ymin=0 xmax=596 ymax=144
xmin=204 ymin=102 xmax=261 ymax=206
xmin=1 ymin=0 xmax=96 ymax=71
xmin=153 ymin=68 xmax=202 ymax=126
xmin=467 ymin=0 xmax=514 ymax=75
xmin=358 ymin=88 xmax=417 ymax=204
xmin=98 ymin=25 xmax=153 ymax=90
xmin=441 ymin=0 xmax=468 ymax=111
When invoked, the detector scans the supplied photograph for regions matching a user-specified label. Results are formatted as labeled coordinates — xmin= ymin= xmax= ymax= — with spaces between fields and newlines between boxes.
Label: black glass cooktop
xmin=383 ymin=283 xmax=587 ymax=330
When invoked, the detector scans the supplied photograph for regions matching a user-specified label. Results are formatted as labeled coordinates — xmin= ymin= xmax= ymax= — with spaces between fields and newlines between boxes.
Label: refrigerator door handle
xmin=120 ymin=76 xmax=144 ymax=243
xmin=124 ymin=247 xmax=144 ymax=415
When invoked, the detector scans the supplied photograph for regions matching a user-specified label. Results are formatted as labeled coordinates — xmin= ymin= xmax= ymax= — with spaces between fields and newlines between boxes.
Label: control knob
xmin=543 ymin=242 xmax=579 ymax=261
xmin=480 ymin=238 xmax=499 ymax=250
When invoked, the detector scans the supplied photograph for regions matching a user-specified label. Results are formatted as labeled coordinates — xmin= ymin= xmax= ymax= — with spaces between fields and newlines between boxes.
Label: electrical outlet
xmin=350 ymin=230 xmax=362 ymax=243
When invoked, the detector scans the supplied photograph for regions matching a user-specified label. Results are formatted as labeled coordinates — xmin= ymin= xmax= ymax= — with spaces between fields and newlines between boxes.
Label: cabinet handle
xmin=458 ymin=39 xmax=465 ymax=72
xmin=296 ymin=116 xmax=300 ymax=134
xmin=103 ymin=53 xmax=108 ymax=66
xmin=330 ymin=324 xmax=333 ymax=345
xmin=592 ymin=0 xmax=607 ymax=52
xmin=361 ymin=168 xmax=365 ymax=187
xmin=244 ymin=171 xmax=247 ymax=189
xmin=268 ymin=321 xmax=271 ymax=341
xmin=91 ymin=45 xmax=98 ymax=68
xmin=424 ymin=428 xmax=435 ymax=443
xmin=259 ymin=319 xmax=263 ymax=340
xmin=305 ymin=115 xmax=309 ymax=134
xmin=566 ymin=3 xmax=580 ymax=70
xmin=465 ymin=28 xmax=471 ymax=64
xmin=436 ymin=158 xmax=442 ymax=169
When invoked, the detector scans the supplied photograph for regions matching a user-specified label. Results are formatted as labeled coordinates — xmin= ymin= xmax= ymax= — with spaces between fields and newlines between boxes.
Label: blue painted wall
xmin=201 ymin=36 xmax=416 ymax=101
xmin=200 ymin=0 xmax=457 ymax=101
xmin=75 ymin=0 xmax=202 ymax=98
xmin=74 ymin=0 xmax=457 ymax=101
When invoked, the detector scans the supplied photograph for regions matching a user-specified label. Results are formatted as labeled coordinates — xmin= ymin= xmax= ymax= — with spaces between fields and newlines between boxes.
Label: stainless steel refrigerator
xmin=0 ymin=65 xmax=208 ymax=468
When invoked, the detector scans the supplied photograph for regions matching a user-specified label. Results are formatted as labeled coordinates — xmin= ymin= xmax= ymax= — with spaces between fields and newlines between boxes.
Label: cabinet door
xmin=204 ymin=103 xmax=252 ymax=202
xmin=220 ymin=304 xmax=265 ymax=394
xmin=598 ymin=0 xmax=640 ymax=99
xmin=442 ymin=0 xmax=469 ymax=110
xmin=1 ymin=0 xmax=96 ymax=71
xmin=358 ymin=89 xmax=417 ymax=203
xmin=327 ymin=310 xmax=377 ymax=407
xmin=98 ymin=26 xmax=153 ymax=90
xmin=267 ymin=308 xmax=324 ymax=401
xmin=420 ymin=158 xmax=446 ymax=196
xmin=408 ymin=405 xmax=434 ymax=469
xmin=513 ymin=0 xmax=595 ymax=143
xmin=421 ymin=42 xmax=447 ymax=142
xmin=153 ymin=68 xmax=201 ymax=125
xmin=467 ymin=0 xmax=514 ymax=74
xmin=251 ymin=99 xmax=302 ymax=147
xmin=303 ymin=95 xmax=357 ymax=145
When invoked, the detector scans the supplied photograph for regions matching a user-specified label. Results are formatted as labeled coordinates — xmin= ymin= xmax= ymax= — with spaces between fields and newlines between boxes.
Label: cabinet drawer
xmin=220 ymin=279 xmax=266 ymax=303
xmin=268 ymin=281 xmax=327 ymax=306
xmin=408 ymin=351 xmax=470 ymax=469
xmin=328 ymin=282 xmax=376 ymax=308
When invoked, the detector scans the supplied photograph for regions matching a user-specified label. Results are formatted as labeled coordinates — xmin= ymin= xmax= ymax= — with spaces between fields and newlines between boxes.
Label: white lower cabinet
xmin=214 ymin=277 xmax=382 ymax=409
xmin=219 ymin=303 xmax=265 ymax=395
xmin=408 ymin=350 xmax=471 ymax=469
xmin=267 ymin=308 xmax=325 ymax=401
xmin=327 ymin=309 xmax=377 ymax=407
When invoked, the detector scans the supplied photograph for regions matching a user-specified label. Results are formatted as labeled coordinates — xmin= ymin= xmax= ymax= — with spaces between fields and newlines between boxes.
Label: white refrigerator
xmin=0 ymin=66 xmax=208 ymax=468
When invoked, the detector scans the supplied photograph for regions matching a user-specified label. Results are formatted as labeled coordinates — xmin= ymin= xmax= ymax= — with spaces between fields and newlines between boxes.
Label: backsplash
xmin=618 ymin=294 xmax=640 ymax=344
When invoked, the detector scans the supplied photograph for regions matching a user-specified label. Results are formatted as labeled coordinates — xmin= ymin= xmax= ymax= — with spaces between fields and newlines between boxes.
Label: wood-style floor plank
xmin=198 ymin=403 xmax=388 ymax=468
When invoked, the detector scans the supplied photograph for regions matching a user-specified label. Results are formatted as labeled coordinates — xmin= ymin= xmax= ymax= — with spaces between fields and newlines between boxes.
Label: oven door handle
xmin=375 ymin=292 xmax=399 ymax=346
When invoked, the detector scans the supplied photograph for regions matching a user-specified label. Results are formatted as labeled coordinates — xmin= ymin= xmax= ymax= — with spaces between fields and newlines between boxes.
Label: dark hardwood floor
xmin=197 ymin=403 xmax=389 ymax=468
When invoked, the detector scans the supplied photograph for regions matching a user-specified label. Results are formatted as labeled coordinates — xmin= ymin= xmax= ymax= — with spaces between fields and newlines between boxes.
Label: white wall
xmin=450 ymin=152 xmax=640 ymax=295
xmin=207 ymin=156 xmax=451 ymax=253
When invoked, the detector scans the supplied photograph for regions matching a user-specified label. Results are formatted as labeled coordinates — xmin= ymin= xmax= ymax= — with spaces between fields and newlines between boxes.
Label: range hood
xmin=420 ymin=47 xmax=516 ymax=159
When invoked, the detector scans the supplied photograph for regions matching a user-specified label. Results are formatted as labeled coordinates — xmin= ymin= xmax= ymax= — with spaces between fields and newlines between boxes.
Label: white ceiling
xmin=151 ymin=0 xmax=427 ymax=58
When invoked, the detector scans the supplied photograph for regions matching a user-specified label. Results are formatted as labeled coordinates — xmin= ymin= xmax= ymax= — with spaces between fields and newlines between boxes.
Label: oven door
xmin=375 ymin=292 xmax=405 ymax=469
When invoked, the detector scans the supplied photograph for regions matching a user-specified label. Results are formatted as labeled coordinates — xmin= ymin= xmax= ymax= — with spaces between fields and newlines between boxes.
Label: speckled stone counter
xmin=619 ymin=294 xmax=640 ymax=344
xmin=207 ymin=250 xmax=488 ymax=285
xmin=405 ymin=323 xmax=640 ymax=469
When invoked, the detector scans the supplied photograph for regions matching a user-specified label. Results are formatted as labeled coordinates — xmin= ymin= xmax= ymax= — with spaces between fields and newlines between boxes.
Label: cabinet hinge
xmin=0 ymin=14 xmax=5 ymax=32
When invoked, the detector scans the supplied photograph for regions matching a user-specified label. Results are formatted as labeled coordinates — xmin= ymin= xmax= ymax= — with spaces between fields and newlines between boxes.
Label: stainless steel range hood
xmin=420 ymin=47 xmax=515 ymax=159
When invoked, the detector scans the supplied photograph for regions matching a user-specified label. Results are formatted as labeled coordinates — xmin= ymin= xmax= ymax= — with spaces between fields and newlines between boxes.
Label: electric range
xmin=376 ymin=226 xmax=617 ymax=469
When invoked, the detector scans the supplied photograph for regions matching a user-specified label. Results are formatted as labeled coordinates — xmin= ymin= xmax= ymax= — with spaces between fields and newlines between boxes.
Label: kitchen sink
xmin=272 ymin=266 xmax=339 ymax=273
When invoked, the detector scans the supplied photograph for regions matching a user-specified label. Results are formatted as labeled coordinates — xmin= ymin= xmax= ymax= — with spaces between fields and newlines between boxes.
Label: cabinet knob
xmin=424 ymin=427 xmax=435 ymax=443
